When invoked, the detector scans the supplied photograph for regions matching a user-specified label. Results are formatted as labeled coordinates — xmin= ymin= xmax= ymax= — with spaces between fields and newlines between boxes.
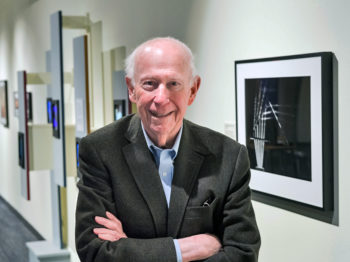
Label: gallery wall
xmin=0 ymin=0 xmax=349 ymax=261
xmin=184 ymin=1 xmax=350 ymax=262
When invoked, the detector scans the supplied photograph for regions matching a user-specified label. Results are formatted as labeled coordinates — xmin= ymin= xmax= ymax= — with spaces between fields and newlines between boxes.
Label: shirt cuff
xmin=173 ymin=239 xmax=182 ymax=262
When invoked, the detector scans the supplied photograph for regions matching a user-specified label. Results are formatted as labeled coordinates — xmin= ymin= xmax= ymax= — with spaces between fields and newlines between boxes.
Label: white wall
xmin=0 ymin=0 xmax=349 ymax=261
xmin=183 ymin=1 xmax=350 ymax=262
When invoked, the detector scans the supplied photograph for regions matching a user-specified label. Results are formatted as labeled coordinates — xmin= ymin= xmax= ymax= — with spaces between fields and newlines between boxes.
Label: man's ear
xmin=188 ymin=76 xmax=201 ymax=106
xmin=126 ymin=77 xmax=136 ymax=103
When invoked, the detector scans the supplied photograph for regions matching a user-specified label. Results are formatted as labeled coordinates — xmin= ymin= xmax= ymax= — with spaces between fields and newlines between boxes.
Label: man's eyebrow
xmin=139 ymin=76 xmax=158 ymax=82
xmin=139 ymin=75 xmax=184 ymax=81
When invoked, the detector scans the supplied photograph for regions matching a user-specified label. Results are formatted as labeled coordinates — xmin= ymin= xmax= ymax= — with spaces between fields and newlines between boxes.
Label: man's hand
xmin=93 ymin=211 xmax=127 ymax=241
xmin=93 ymin=212 xmax=221 ymax=261
xmin=178 ymin=234 xmax=222 ymax=262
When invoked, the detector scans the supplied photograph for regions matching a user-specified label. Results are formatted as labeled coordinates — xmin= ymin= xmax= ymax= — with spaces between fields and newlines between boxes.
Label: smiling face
xmin=126 ymin=39 xmax=200 ymax=148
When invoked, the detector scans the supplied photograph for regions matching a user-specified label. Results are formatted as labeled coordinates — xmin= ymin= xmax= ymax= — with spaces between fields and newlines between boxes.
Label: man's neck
xmin=151 ymin=135 xmax=176 ymax=149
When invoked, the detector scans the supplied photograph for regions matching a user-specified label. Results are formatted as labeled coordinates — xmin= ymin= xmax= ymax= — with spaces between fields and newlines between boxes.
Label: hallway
xmin=0 ymin=196 xmax=43 ymax=262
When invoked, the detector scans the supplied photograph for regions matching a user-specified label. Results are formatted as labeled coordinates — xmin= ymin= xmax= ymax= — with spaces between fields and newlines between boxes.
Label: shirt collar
xmin=141 ymin=121 xmax=183 ymax=159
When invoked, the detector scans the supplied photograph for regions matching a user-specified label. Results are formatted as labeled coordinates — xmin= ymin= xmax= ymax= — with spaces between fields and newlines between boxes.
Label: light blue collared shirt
xmin=141 ymin=123 xmax=183 ymax=262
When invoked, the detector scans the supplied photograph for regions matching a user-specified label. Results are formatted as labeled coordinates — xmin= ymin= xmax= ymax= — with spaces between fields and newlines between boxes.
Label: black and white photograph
xmin=236 ymin=52 xmax=335 ymax=214
xmin=245 ymin=77 xmax=311 ymax=181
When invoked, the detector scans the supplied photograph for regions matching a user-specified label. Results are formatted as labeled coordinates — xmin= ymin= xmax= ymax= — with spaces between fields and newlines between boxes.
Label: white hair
xmin=125 ymin=37 xmax=197 ymax=84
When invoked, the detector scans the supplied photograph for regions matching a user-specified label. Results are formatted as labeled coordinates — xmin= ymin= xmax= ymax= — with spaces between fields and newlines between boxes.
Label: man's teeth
xmin=151 ymin=112 xmax=171 ymax=117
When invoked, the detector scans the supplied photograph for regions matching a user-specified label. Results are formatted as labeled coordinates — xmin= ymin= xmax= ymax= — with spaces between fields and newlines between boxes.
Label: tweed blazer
xmin=75 ymin=114 xmax=261 ymax=262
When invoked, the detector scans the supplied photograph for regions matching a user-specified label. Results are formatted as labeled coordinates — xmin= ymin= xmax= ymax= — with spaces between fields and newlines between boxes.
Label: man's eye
xmin=168 ymin=81 xmax=181 ymax=90
xmin=142 ymin=81 xmax=156 ymax=90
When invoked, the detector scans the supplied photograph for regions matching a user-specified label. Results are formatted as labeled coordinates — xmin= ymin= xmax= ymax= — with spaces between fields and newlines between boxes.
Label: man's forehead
xmin=143 ymin=45 xmax=163 ymax=55
xmin=137 ymin=39 xmax=189 ymax=60
xmin=135 ymin=46 xmax=189 ymax=70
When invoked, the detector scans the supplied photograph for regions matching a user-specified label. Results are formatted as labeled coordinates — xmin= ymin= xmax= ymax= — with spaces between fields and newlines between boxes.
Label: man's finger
xmin=93 ymin=227 xmax=126 ymax=238
xmin=93 ymin=227 xmax=117 ymax=236
xmin=97 ymin=233 xmax=117 ymax=242
xmin=106 ymin=211 xmax=120 ymax=223
xmin=95 ymin=216 xmax=120 ymax=230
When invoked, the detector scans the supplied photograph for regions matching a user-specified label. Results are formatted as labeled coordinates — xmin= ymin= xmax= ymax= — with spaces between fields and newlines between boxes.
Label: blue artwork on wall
xmin=52 ymin=100 xmax=60 ymax=138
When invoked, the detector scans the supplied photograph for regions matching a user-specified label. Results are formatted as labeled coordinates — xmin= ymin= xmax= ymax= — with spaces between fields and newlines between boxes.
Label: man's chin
xmin=150 ymin=113 xmax=174 ymax=123
xmin=149 ymin=126 xmax=171 ymax=136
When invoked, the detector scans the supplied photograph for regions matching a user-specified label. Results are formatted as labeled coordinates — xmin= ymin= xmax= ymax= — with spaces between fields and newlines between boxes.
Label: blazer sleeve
xmin=75 ymin=137 xmax=178 ymax=262
xmin=203 ymin=145 xmax=261 ymax=262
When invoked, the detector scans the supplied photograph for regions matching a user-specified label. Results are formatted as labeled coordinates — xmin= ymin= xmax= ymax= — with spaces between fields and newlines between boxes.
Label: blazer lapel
xmin=122 ymin=115 xmax=168 ymax=237
xmin=167 ymin=121 xmax=208 ymax=238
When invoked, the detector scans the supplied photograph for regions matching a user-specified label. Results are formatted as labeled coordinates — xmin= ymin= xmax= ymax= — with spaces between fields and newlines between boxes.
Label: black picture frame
xmin=47 ymin=98 xmax=53 ymax=123
xmin=18 ymin=132 xmax=25 ymax=168
xmin=235 ymin=52 xmax=336 ymax=223
xmin=113 ymin=99 xmax=126 ymax=121
xmin=52 ymin=100 xmax=60 ymax=138
xmin=0 ymin=80 xmax=9 ymax=127
xmin=26 ymin=92 xmax=33 ymax=122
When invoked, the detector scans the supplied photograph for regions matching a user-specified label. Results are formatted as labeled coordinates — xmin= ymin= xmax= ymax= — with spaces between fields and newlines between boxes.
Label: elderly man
xmin=75 ymin=37 xmax=261 ymax=262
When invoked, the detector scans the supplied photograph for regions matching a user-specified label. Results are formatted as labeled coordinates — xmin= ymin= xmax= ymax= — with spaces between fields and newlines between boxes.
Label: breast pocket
xmin=179 ymin=198 xmax=217 ymax=237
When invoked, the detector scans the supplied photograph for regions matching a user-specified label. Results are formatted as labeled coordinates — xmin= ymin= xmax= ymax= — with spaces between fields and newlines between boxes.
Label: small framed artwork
xmin=76 ymin=137 xmax=81 ymax=168
xmin=47 ymin=98 xmax=52 ymax=123
xmin=18 ymin=132 xmax=25 ymax=168
xmin=114 ymin=99 xmax=126 ymax=121
xmin=26 ymin=92 xmax=33 ymax=122
xmin=52 ymin=100 xmax=60 ymax=138
xmin=0 ymin=80 xmax=9 ymax=127
xmin=14 ymin=91 xmax=19 ymax=117
xmin=76 ymin=137 xmax=82 ymax=180
xmin=235 ymin=52 xmax=335 ymax=222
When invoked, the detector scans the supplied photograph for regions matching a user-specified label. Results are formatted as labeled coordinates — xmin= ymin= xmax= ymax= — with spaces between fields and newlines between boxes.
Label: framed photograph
xmin=13 ymin=91 xmax=19 ymax=117
xmin=113 ymin=99 xmax=126 ymax=121
xmin=0 ymin=80 xmax=9 ymax=127
xmin=18 ymin=132 xmax=25 ymax=168
xmin=26 ymin=92 xmax=33 ymax=122
xmin=52 ymin=100 xmax=60 ymax=138
xmin=235 ymin=52 xmax=335 ymax=220
xmin=47 ymin=98 xmax=52 ymax=123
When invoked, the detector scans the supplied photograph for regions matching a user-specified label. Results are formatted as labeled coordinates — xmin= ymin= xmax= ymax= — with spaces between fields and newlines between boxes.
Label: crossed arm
xmin=76 ymin=137 xmax=260 ymax=261
xmin=93 ymin=211 xmax=222 ymax=262
xmin=76 ymin=137 xmax=223 ymax=262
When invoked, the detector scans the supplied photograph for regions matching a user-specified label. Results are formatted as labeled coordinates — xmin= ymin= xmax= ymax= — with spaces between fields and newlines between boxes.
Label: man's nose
xmin=153 ymin=84 xmax=170 ymax=104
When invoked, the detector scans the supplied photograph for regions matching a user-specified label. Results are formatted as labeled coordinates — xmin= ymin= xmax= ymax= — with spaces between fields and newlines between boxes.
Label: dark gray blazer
xmin=75 ymin=114 xmax=260 ymax=262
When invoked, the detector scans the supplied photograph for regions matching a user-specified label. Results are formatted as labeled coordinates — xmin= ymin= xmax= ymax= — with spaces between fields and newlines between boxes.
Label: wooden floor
xmin=0 ymin=196 xmax=43 ymax=262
